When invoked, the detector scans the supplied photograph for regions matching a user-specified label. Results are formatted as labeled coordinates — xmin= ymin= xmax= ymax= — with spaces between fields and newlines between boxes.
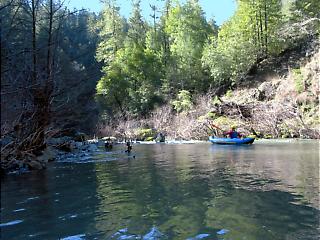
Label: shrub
xmin=206 ymin=111 xmax=216 ymax=119
xmin=211 ymin=96 xmax=221 ymax=105
xmin=171 ymin=90 xmax=193 ymax=113
xmin=292 ymin=68 xmax=304 ymax=93
xmin=134 ymin=128 xmax=156 ymax=141
xmin=225 ymin=90 xmax=233 ymax=98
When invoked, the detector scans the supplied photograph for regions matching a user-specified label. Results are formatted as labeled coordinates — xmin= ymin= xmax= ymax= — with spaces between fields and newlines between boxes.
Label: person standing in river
xmin=125 ymin=141 xmax=132 ymax=153
xmin=105 ymin=138 xmax=113 ymax=150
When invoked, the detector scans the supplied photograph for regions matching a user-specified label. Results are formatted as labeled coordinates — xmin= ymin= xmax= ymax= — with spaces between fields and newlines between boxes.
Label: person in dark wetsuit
xmin=105 ymin=138 xmax=113 ymax=150
xmin=224 ymin=126 xmax=242 ymax=139
xmin=125 ymin=141 xmax=132 ymax=153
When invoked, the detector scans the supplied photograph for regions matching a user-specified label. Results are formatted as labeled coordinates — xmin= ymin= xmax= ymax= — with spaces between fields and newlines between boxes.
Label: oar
xmin=210 ymin=123 xmax=223 ymax=131
xmin=208 ymin=122 xmax=225 ymax=137
xmin=247 ymin=127 xmax=259 ymax=139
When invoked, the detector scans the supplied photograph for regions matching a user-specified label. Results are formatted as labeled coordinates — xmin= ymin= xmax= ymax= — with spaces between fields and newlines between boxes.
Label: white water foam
xmin=0 ymin=220 xmax=23 ymax=227
xmin=60 ymin=233 xmax=86 ymax=240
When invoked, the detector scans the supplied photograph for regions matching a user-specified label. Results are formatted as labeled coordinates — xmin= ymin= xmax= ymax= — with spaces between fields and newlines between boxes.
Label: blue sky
xmin=66 ymin=0 xmax=236 ymax=25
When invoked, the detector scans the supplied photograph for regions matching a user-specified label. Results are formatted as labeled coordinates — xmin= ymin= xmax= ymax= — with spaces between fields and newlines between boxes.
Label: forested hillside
xmin=1 ymin=0 xmax=319 ymax=171
xmin=94 ymin=0 xmax=319 ymax=139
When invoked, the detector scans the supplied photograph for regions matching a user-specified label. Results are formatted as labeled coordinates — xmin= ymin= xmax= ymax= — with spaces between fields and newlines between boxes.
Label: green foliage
xmin=213 ymin=116 xmax=237 ymax=129
xmin=123 ymin=44 xmax=163 ymax=115
xmin=279 ymin=0 xmax=319 ymax=51
xmin=292 ymin=68 xmax=304 ymax=93
xmin=225 ymin=90 xmax=233 ymax=98
xmin=264 ymin=134 xmax=273 ymax=139
xmin=291 ymin=0 xmax=320 ymax=19
xmin=202 ymin=37 xmax=233 ymax=86
xmin=96 ymin=61 xmax=129 ymax=115
xmin=202 ymin=0 xmax=283 ymax=87
xmin=171 ymin=90 xmax=193 ymax=113
xmin=96 ymin=39 xmax=164 ymax=117
xmin=206 ymin=111 xmax=216 ymax=120
xmin=95 ymin=0 xmax=165 ymax=117
xmin=96 ymin=1 xmax=126 ymax=65
xmin=197 ymin=111 xmax=216 ymax=123
xmin=211 ymin=96 xmax=221 ymax=105
xmin=134 ymin=128 xmax=156 ymax=140
xmin=297 ymin=100 xmax=319 ymax=128
xmin=279 ymin=122 xmax=295 ymax=138
xmin=165 ymin=0 xmax=213 ymax=91
xmin=197 ymin=115 xmax=206 ymax=122
xmin=94 ymin=0 xmax=318 ymax=122
xmin=128 ymin=0 xmax=146 ymax=46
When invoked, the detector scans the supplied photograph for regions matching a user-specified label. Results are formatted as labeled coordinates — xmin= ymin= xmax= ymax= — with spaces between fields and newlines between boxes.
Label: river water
xmin=1 ymin=140 xmax=319 ymax=240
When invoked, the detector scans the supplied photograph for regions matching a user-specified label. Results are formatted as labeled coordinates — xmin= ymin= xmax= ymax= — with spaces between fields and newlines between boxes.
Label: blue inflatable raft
xmin=209 ymin=136 xmax=255 ymax=145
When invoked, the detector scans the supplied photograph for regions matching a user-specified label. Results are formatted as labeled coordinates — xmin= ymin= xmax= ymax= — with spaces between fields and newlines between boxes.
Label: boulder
xmin=46 ymin=136 xmax=72 ymax=146
xmin=36 ymin=146 xmax=56 ymax=163
xmin=84 ymin=144 xmax=98 ymax=152
xmin=73 ymin=132 xmax=88 ymax=142
xmin=74 ymin=141 xmax=83 ymax=148
xmin=52 ymin=127 xmax=77 ymax=138
xmin=27 ymin=160 xmax=43 ymax=170
xmin=155 ymin=132 xmax=165 ymax=142
xmin=256 ymin=81 xmax=279 ymax=101
xmin=56 ymin=141 xmax=74 ymax=152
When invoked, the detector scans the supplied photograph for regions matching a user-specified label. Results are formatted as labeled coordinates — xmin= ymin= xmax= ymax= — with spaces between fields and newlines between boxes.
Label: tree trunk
xmin=259 ymin=8 xmax=264 ymax=56
xmin=32 ymin=0 xmax=37 ymax=86
xmin=46 ymin=0 xmax=54 ymax=95
xmin=255 ymin=10 xmax=261 ymax=60
xmin=264 ymin=0 xmax=268 ymax=56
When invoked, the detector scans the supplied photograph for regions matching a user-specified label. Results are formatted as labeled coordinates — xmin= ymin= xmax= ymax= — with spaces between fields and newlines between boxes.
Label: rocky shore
xmin=0 ymin=132 xmax=101 ymax=175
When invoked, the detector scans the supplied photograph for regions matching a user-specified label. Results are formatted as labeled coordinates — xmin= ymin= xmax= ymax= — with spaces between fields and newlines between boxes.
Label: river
xmin=1 ymin=140 xmax=319 ymax=239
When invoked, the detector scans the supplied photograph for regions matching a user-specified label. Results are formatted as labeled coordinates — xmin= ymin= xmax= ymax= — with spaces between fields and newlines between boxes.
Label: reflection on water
xmin=1 ymin=141 xmax=319 ymax=239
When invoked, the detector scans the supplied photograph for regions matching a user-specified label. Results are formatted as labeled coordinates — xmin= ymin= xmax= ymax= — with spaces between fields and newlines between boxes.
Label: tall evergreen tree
xmin=127 ymin=0 xmax=146 ymax=46
xmin=202 ymin=0 xmax=283 ymax=88
xmin=96 ymin=0 xmax=126 ymax=66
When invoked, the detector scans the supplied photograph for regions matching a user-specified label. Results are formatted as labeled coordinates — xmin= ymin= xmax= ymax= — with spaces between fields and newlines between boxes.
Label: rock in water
xmin=186 ymin=233 xmax=210 ymax=240
xmin=36 ymin=146 xmax=56 ymax=162
xmin=142 ymin=227 xmax=164 ymax=240
xmin=27 ymin=160 xmax=43 ymax=170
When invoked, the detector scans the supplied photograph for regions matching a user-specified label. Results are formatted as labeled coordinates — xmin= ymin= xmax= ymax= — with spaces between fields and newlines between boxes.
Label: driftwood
xmin=1 ymin=126 xmax=46 ymax=171
xmin=1 ymin=87 xmax=52 ymax=172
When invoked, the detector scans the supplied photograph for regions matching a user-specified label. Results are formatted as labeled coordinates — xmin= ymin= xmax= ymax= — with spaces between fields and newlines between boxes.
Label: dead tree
xmin=0 ymin=0 xmax=64 ymax=171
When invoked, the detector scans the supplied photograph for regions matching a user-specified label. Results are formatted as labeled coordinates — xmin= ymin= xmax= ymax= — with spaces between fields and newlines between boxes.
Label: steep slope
xmin=215 ymin=38 xmax=319 ymax=138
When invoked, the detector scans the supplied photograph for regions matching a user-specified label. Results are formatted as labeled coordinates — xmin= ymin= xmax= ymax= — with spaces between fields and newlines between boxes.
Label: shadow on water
xmin=1 ymin=164 xmax=100 ymax=239
xmin=1 ymin=142 xmax=319 ymax=239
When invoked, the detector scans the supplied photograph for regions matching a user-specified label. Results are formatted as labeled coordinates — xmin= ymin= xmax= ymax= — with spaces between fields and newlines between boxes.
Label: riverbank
xmin=1 ymin=115 xmax=319 ymax=174
xmin=0 ymin=134 xmax=101 ymax=175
